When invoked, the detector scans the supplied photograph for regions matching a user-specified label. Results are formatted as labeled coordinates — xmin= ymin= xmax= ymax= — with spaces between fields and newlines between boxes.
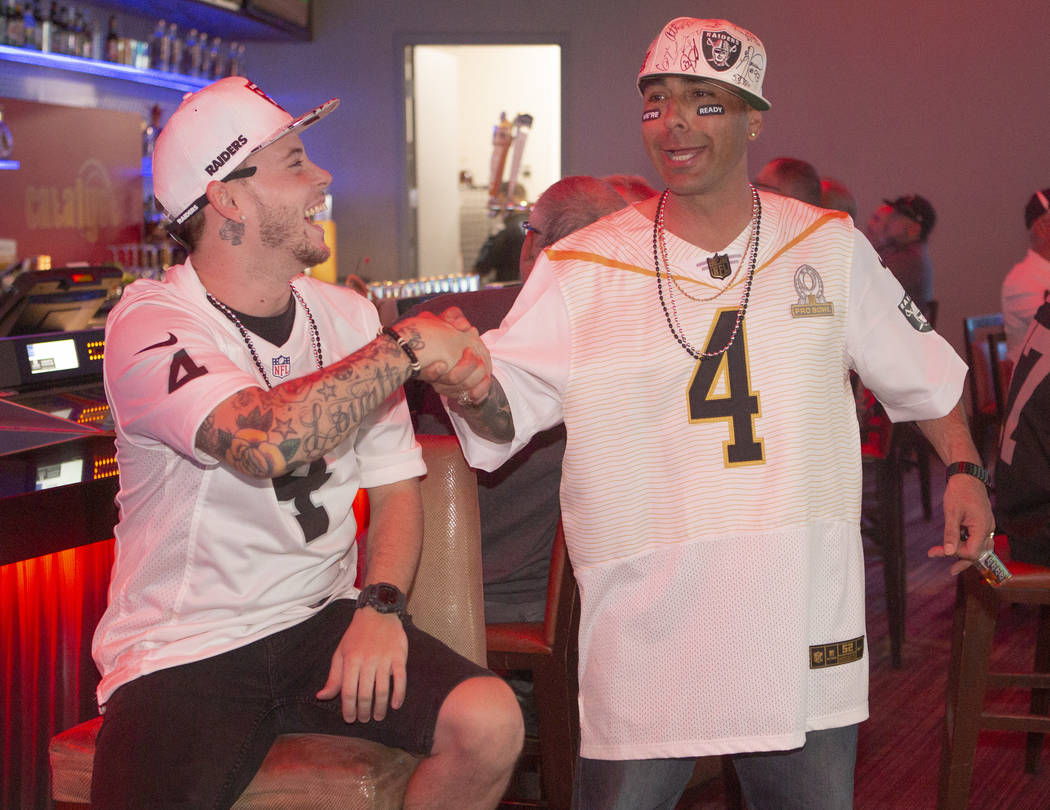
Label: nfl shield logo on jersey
xmin=271 ymin=354 xmax=291 ymax=379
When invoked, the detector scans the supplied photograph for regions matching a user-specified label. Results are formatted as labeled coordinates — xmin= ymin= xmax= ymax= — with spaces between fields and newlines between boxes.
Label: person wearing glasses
xmin=406 ymin=175 xmax=626 ymax=626
xmin=91 ymin=77 xmax=520 ymax=809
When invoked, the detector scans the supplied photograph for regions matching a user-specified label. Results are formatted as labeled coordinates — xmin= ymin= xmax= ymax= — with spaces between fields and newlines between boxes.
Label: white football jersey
xmin=451 ymin=193 xmax=965 ymax=758
xmin=93 ymin=263 xmax=424 ymax=708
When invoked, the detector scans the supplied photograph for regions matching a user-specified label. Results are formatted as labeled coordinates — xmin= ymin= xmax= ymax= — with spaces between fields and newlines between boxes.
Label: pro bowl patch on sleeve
xmin=898 ymin=294 xmax=932 ymax=332
xmin=810 ymin=636 xmax=864 ymax=668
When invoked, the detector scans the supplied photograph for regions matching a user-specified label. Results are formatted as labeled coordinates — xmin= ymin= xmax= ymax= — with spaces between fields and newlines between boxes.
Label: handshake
xmin=392 ymin=307 xmax=493 ymax=407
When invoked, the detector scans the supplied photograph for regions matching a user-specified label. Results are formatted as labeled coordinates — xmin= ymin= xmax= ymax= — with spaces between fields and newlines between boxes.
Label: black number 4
xmin=687 ymin=309 xmax=765 ymax=466
xmin=272 ymin=459 xmax=332 ymax=543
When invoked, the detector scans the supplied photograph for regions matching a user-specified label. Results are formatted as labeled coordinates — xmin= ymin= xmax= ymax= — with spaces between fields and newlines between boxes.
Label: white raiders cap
xmin=638 ymin=18 xmax=771 ymax=111
xmin=153 ymin=76 xmax=339 ymax=225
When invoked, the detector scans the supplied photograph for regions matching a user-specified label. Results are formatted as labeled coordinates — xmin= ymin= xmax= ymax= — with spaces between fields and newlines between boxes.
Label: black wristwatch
xmin=356 ymin=582 xmax=410 ymax=622
xmin=945 ymin=461 xmax=990 ymax=486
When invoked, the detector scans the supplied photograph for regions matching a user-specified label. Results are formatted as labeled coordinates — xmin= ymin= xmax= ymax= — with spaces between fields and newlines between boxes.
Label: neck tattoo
xmin=652 ymin=184 xmax=762 ymax=359
xmin=206 ymin=283 xmax=324 ymax=389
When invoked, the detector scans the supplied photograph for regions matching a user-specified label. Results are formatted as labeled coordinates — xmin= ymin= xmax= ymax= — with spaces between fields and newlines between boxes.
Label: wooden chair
xmin=857 ymin=381 xmax=907 ymax=668
xmin=962 ymin=313 xmax=1007 ymax=463
xmin=988 ymin=329 xmax=1013 ymax=420
xmin=938 ymin=536 xmax=1050 ymax=809
xmin=49 ymin=434 xmax=486 ymax=810
xmin=487 ymin=522 xmax=581 ymax=809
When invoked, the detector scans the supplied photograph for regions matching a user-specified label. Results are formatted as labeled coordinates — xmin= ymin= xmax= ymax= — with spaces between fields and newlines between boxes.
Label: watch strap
xmin=945 ymin=461 xmax=989 ymax=486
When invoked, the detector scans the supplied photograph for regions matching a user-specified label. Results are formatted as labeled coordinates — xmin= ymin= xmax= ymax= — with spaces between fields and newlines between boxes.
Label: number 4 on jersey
xmin=687 ymin=309 xmax=765 ymax=466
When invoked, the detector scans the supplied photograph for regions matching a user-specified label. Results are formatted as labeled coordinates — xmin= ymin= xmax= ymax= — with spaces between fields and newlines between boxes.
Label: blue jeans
xmin=573 ymin=724 xmax=859 ymax=810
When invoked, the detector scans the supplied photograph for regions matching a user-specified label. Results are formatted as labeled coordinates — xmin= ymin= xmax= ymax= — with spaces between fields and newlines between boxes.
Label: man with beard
xmin=91 ymin=77 xmax=520 ymax=809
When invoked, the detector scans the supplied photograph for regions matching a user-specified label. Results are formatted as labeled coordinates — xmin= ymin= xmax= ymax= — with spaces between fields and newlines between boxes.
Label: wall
xmin=246 ymin=0 xmax=1049 ymax=353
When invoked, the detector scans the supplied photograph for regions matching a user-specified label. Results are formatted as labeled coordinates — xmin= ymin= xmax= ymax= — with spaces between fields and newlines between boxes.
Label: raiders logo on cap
xmin=702 ymin=30 xmax=742 ymax=72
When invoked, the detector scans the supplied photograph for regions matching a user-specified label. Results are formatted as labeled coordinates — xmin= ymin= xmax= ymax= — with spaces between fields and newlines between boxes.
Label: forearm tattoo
xmin=196 ymin=336 xmax=411 ymax=477
xmin=449 ymin=377 xmax=515 ymax=443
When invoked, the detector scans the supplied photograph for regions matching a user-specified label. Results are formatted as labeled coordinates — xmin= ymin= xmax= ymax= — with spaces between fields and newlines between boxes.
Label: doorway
xmin=402 ymin=42 xmax=562 ymax=281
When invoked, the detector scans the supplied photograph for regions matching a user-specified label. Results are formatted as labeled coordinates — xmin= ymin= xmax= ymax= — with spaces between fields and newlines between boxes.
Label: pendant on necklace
xmin=707 ymin=253 xmax=732 ymax=280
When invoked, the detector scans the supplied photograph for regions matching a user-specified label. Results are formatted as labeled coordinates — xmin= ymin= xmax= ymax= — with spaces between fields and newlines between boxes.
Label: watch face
xmin=376 ymin=584 xmax=399 ymax=605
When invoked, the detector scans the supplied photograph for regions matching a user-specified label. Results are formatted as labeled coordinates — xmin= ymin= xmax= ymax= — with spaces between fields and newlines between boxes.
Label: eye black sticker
xmin=642 ymin=109 xmax=661 ymax=121
xmin=697 ymin=104 xmax=725 ymax=116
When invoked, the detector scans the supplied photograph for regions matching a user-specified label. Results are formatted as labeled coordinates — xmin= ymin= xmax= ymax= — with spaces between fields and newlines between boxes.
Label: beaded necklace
xmin=652 ymin=185 xmax=761 ymax=359
xmin=206 ymin=283 xmax=324 ymax=389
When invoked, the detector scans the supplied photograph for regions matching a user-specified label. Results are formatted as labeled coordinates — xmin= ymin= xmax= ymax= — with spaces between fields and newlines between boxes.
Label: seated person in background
xmin=1001 ymin=187 xmax=1050 ymax=366
xmin=602 ymin=173 xmax=658 ymax=204
xmin=754 ymin=156 xmax=823 ymax=205
xmin=996 ymin=300 xmax=1050 ymax=566
xmin=475 ymin=182 xmax=528 ymax=285
xmin=92 ymin=76 xmax=521 ymax=809
xmin=404 ymin=175 xmax=626 ymax=624
xmin=866 ymin=194 xmax=937 ymax=312
xmin=821 ymin=175 xmax=858 ymax=220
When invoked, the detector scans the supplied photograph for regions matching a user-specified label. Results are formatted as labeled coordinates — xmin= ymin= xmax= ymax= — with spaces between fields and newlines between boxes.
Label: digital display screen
xmin=26 ymin=338 xmax=79 ymax=375
xmin=36 ymin=458 xmax=85 ymax=490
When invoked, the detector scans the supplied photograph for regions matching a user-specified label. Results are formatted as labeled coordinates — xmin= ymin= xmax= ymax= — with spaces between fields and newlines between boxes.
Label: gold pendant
xmin=707 ymin=253 xmax=732 ymax=280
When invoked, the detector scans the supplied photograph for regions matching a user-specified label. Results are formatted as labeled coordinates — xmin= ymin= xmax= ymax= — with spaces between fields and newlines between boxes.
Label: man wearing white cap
xmin=1001 ymin=187 xmax=1050 ymax=365
xmin=90 ymin=77 xmax=519 ymax=808
xmin=435 ymin=17 xmax=994 ymax=809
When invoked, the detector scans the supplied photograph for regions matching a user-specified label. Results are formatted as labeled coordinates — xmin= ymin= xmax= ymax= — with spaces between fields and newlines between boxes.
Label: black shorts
xmin=92 ymin=599 xmax=492 ymax=809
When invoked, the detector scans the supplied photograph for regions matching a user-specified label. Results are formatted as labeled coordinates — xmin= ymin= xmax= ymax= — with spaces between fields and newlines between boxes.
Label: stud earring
xmin=240 ymin=215 xmax=247 ymax=221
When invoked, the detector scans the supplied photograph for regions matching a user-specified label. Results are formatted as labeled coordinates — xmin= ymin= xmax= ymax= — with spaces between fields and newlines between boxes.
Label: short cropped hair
xmin=530 ymin=176 xmax=628 ymax=249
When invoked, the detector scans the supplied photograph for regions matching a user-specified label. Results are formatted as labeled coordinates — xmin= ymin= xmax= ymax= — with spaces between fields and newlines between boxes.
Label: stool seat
xmin=485 ymin=622 xmax=551 ymax=655
xmin=50 ymin=716 xmax=421 ymax=810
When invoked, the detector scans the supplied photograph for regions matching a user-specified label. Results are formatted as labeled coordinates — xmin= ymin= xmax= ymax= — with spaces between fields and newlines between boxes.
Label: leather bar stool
xmin=50 ymin=435 xmax=486 ymax=810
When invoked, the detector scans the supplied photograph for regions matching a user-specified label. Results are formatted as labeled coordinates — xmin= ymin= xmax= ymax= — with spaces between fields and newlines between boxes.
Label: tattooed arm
xmin=196 ymin=312 xmax=484 ymax=478
xmin=442 ymin=375 xmax=515 ymax=443
xmin=422 ymin=306 xmax=515 ymax=443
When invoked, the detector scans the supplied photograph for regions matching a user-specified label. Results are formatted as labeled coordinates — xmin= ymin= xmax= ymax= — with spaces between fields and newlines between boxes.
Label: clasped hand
xmin=397 ymin=307 xmax=492 ymax=405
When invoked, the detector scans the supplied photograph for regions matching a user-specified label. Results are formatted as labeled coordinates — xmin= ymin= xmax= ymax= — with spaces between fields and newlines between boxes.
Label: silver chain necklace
xmin=206 ymin=283 xmax=323 ymax=389
xmin=652 ymin=185 xmax=761 ymax=359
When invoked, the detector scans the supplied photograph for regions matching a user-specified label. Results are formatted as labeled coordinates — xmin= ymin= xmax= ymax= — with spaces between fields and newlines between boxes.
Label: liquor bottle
xmin=7 ymin=3 xmax=24 ymax=47
xmin=87 ymin=9 xmax=103 ymax=59
xmin=227 ymin=40 xmax=242 ymax=76
xmin=0 ymin=0 xmax=10 ymax=44
xmin=38 ymin=1 xmax=52 ymax=51
xmin=104 ymin=14 xmax=118 ymax=62
xmin=70 ymin=6 xmax=87 ymax=57
xmin=149 ymin=18 xmax=168 ymax=70
xmin=165 ymin=21 xmax=179 ymax=72
xmin=55 ymin=3 xmax=71 ymax=54
xmin=207 ymin=35 xmax=222 ymax=79
xmin=180 ymin=28 xmax=198 ymax=75
xmin=22 ymin=1 xmax=37 ymax=49
xmin=232 ymin=42 xmax=246 ymax=76
xmin=198 ymin=31 xmax=213 ymax=77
